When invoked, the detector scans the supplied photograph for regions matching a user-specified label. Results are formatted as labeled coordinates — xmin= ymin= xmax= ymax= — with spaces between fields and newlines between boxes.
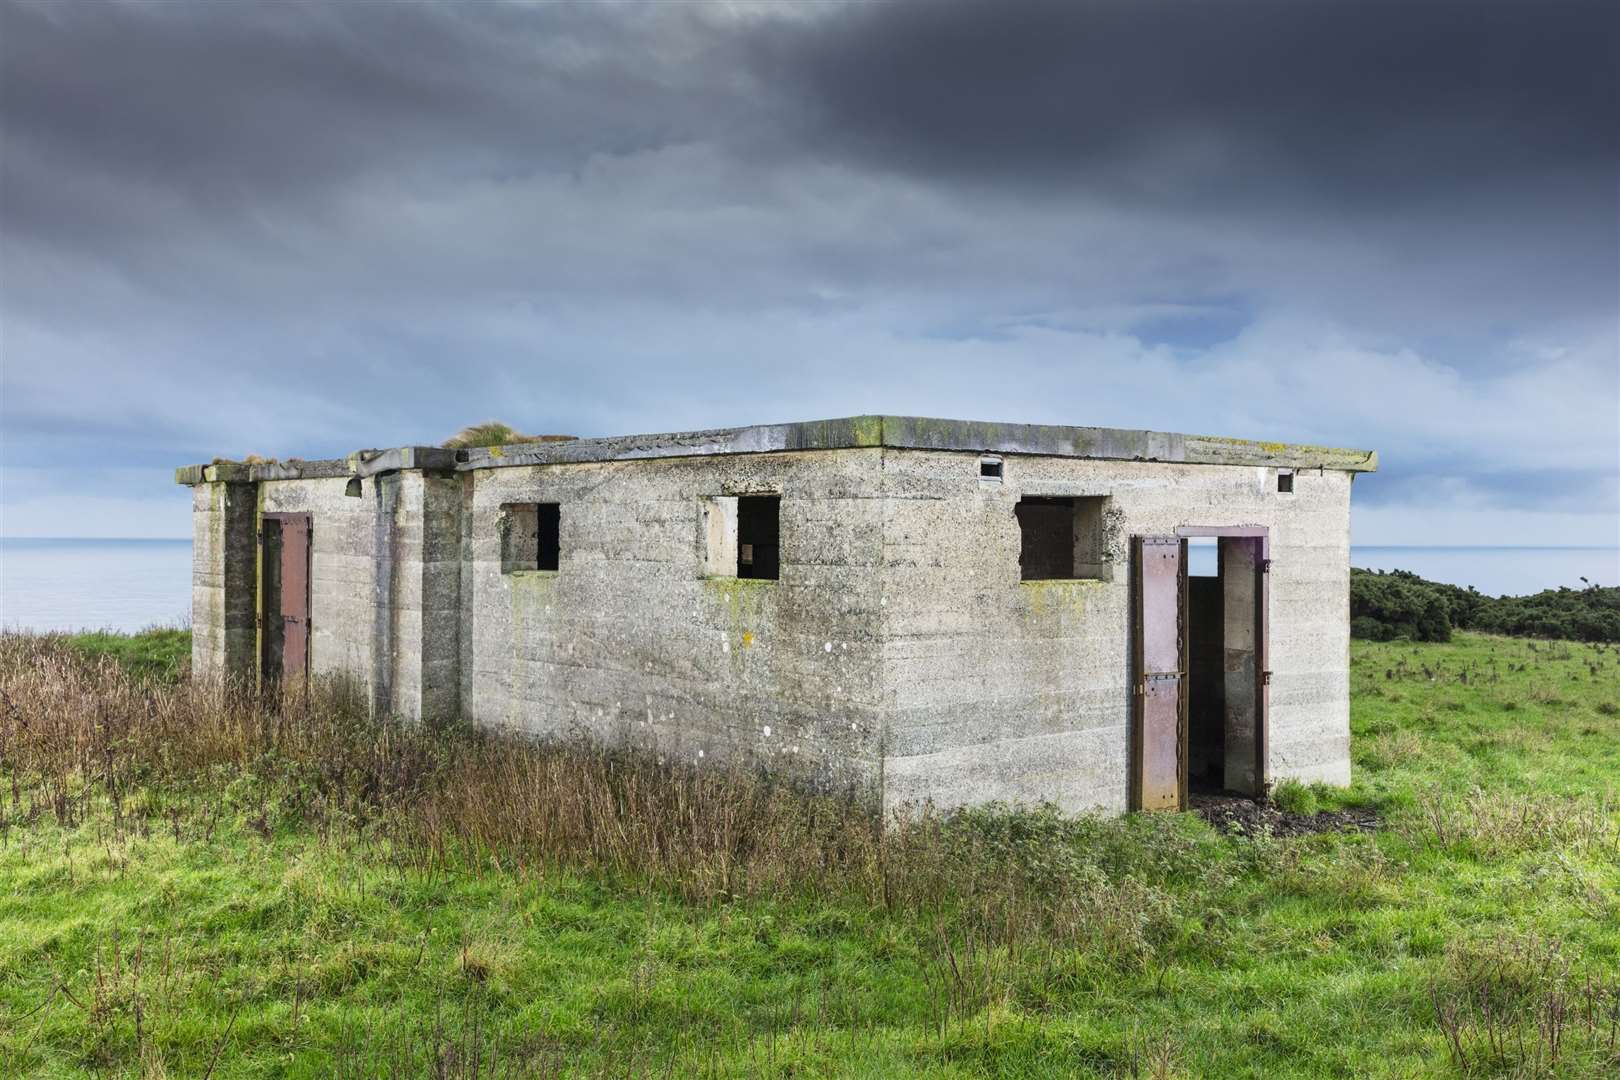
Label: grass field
xmin=59 ymin=629 xmax=191 ymax=683
xmin=1 ymin=632 xmax=1616 ymax=1077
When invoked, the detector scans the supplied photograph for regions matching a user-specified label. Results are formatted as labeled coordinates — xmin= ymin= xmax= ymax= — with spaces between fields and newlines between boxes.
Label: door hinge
xmin=1261 ymin=558 xmax=1272 ymax=573
xmin=1262 ymin=670 xmax=1274 ymax=685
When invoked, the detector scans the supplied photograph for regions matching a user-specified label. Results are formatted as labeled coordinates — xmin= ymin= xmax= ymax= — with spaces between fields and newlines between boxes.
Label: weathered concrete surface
xmin=189 ymin=480 xmax=256 ymax=679
xmin=463 ymin=449 xmax=886 ymax=798
xmin=179 ymin=416 xmax=1366 ymax=816
xmin=258 ymin=476 xmax=378 ymax=699
xmin=175 ymin=415 xmax=1376 ymax=485
xmin=249 ymin=472 xmax=462 ymax=723
xmin=876 ymin=450 xmax=1354 ymax=816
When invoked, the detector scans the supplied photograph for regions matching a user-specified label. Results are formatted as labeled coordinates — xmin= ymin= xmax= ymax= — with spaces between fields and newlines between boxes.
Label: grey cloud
xmin=0 ymin=0 xmax=1614 ymax=543
xmin=2 ymin=0 xmax=750 ymax=252
xmin=755 ymin=0 xmax=1619 ymax=334
xmin=763 ymin=1 xmax=1616 ymax=205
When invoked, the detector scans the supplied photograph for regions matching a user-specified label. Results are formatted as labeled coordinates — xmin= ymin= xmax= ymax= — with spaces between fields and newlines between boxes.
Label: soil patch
xmin=1191 ymin=793 xmax=1380 ymax=837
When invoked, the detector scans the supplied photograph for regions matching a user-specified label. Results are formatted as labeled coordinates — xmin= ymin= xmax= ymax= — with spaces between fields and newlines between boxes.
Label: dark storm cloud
xmin=767 ymin=0 xmax=1616 ymax=205
xmin=759 ymin=0 xmax=1620 ymax=324
xmin=1 ymin=0 xmax=751 ymax=247
xmin=0 ymin=0 xmax=1615 ymax=542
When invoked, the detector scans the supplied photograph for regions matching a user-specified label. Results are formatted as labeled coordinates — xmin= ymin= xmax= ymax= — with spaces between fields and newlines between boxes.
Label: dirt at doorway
xmin=1191 ymin=793 xmax=1380 ymax=837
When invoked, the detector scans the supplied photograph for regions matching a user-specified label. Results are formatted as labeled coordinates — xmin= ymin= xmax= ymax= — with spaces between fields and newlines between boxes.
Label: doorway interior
xmin=1130 ymin=527 xmax=1268 ymax=810
xmin=1183 ymin=529 xmax=1267 ymax=798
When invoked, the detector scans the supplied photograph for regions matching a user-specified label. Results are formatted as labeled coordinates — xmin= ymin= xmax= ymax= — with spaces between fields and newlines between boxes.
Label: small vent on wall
xmin=980 ymin=456 xmax=1003 ymax=481
xmin=1277 ymin=470 xmax=1295 ymax=494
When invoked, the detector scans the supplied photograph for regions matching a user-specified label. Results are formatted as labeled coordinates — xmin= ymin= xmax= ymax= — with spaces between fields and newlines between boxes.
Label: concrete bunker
xmin=178 ymin=416 xmax=1375 ymax=817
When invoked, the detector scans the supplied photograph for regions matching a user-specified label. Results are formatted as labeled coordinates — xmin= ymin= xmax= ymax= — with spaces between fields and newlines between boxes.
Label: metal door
xmin=262 ymin=513 xmax=312 ymax=682
xmin=1131 ymin=535 xmax=1187 ymax=811
xmin=279 ymin=514 xmax=311 ymax=678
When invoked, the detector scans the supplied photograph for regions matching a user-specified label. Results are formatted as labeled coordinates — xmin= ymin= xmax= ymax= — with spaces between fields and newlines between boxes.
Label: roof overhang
xmin=176 ymin=415 xmax=1377 ymax=485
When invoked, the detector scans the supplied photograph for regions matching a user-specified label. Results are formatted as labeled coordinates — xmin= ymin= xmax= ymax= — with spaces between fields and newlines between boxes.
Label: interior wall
xmin=1186 ymin=574 xmax=1225 ymax=790
xmin=1221 ymin=536 xmax=1262 ymax=794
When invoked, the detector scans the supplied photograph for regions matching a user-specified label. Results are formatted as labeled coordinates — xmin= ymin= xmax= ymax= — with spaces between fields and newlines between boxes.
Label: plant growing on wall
xmin=441 ymin=422 xmax=575 ymax=449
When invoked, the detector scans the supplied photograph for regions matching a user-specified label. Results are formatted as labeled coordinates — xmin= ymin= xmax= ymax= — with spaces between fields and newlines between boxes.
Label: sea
xmin=0 ymin=537 xmax=1616 ymax=635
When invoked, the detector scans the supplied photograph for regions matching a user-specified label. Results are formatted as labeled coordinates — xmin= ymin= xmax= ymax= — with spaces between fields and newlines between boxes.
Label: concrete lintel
xmin=253 ymin=459 xmax=352 ymax=481
xmin=879 ymin=416 xmax=1185 ymax=462
xmin=174 ymin=462 xmax=253 ymax=485
xmin=176 ymin=448 xmax=458 ymax=485
xmin=452 ymin=415 xmax=885 ymax=471
xmin=1183 ymin=435 xmax=1377 ymax=472
xmin=176 ymin=416 xmax=1377 ymax=483
xmin=351 ymin=446 xmax=459 ymax=478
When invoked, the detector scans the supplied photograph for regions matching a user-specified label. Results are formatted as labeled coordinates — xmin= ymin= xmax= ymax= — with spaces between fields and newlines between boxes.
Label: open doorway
xmin=1130 ymin=528 xmax=1267 ymax=809
xmin=1183 ymin=530 xmax=1266 ymax=797
xmin=1186 ymin=539 xmax=1225 ymax=793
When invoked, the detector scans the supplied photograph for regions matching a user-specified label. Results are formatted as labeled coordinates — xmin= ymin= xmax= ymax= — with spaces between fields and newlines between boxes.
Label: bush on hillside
xmin=1351 ymin=567 xmax=1619 ymax=643
xmin=1350 ymin=569 xmax=1455 ymax=642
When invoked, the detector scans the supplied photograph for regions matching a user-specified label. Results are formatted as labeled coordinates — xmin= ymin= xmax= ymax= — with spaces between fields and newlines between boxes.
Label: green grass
xmin=2 ymin=633 xmax=1617 ymax=1077
xmin=62 ymin=627 xmax=190 ymax=682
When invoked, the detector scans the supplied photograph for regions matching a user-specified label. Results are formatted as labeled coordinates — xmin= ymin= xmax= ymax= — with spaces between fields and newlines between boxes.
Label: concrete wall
xmin=188 ymin=442 xmax=1354 ymax=816
xmin=190 ymin=480 xmax=256 ymax=679
xmin=461 ymin=449 xmax=886 ymax=796
xmin=253 ymin=472 xmax=464 ymax=722
xmin=258 ymin=476 xmax=378 ymax=698
xmin=875 ymin=450 xmax=1353 ymax=817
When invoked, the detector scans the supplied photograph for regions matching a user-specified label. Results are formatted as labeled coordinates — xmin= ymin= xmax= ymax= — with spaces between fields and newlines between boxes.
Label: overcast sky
xmin=2 ymin=0 xmax=1616 ymax=545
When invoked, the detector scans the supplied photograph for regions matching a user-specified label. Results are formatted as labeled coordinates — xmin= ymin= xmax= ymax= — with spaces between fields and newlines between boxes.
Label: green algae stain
xmin=849 ymin=415 xmax=884 ymax=447
xmin=1019 ymin=579 xmax=1107 ymax=623
xmin=509 ymin=570 xmax=558 ymax=632
xmin=702 ymin=577 xmax=777 ymax=660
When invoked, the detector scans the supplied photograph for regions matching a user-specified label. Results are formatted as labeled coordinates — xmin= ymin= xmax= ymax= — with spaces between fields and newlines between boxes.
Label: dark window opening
xmin=1277 ymin=471 xmax=1294 ymax=493
xmin=344 ymin=477 xmax=362 ymax=497
xmin=501 ymin=502 xmax=560 ymax=573
xmin=980 ymin=457 xmax=1003 ymax=480
xmin=537 ymin=503 xmax=560 ymax=571
xmin=736 ymin=495 xmax=780 ymax=580
xmin=1016 ymin=495 xmax=1109 ymax=581
xmin=1016 ymin=497 xmax=1074 ymax=580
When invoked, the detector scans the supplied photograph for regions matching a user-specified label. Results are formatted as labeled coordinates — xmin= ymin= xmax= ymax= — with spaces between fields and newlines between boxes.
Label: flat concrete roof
xmin=176 ymin=415 xmax=1377 ymax=485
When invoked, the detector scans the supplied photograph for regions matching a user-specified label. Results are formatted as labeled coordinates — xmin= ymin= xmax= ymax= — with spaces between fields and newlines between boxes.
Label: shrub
xmin=1350 ymin=569 xmax=1453 ymax=642
xmin=1350 ymin=569 xmax=1619 ymax=643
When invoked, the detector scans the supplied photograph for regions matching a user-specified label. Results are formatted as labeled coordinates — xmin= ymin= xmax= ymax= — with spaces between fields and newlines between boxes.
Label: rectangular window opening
xmin=1277 ymin=470 xmax=1294 ymax=494
xmin=979 ymin=456 xmax=1003 ymax=481
xmin=501 ymin=502 xmax=560 ymax=573
xmin=736 ymin=495 xmax=780 ymax=580
xmin=1017 ymin=495 xmax=1109 ymax=581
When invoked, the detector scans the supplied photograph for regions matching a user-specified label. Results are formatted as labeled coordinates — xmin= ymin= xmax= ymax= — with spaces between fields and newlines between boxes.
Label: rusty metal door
xmin=279 ymin=514 xmax=311 ymax=678
xmin=1132 ymin=535 xmax=1187 ymax=811
xmin=262 ymin=513 xmax=311 ymax=682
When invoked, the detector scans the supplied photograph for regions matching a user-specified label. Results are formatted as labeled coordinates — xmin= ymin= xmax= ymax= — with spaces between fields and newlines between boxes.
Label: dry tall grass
xmin=0 ymin=635 xmax=1178 ymax=965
